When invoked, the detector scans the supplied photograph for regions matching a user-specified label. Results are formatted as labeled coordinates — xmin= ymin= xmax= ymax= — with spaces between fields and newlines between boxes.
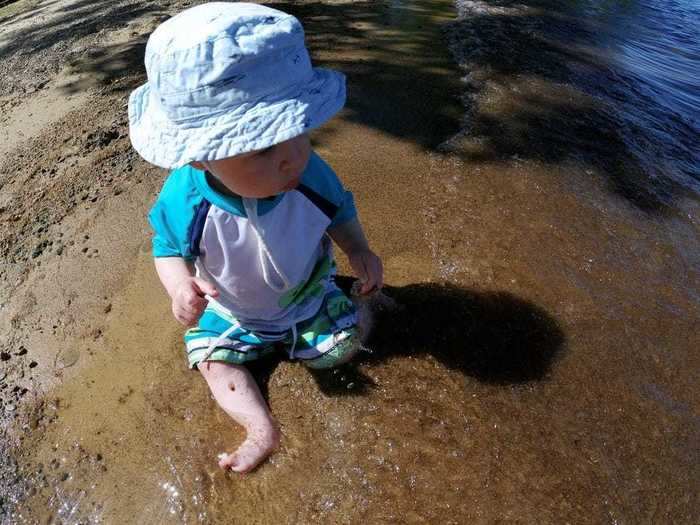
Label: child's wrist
xmin=347 ymin=246 xmax=373 ymax=258
xmin=167 ymin=275 xmax=195 ymax=299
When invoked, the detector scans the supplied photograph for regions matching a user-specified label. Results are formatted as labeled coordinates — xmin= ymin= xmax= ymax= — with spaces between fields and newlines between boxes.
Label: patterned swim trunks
xmin=184 ymin=285 xmax=360 ymax=370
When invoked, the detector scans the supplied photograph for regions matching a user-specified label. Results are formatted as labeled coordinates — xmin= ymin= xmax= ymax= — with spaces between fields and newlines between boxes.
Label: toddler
xmin=128 ymin=2 xmax=383 ymax=473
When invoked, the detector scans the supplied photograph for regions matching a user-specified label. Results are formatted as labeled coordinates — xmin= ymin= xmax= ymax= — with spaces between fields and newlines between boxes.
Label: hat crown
xmin=128 ymin=2 xmax=346 ymax=169
xmin=144 ymin=2 xmax=311 ymax=121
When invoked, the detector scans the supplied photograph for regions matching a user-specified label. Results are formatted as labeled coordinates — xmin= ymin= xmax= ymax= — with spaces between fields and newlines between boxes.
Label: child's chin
xmin=282 ymin=181 xmax=300 ymax=191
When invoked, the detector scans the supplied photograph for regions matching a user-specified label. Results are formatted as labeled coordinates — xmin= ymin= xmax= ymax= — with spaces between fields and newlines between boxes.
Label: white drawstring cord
xmin=256 ymin=233 xmax=292 ymax=292
xmin=200 ymin=319 xmax=300 ymax=364
xmin=197 ymin=294 xmax=240 ymax=365
xmin=243 ymin=198 xmax=292 ymax=293
xmin=198 ymin=319 xmax=241 ymax=365
xmin=197 ymin=295 xmax=303 ymax=365
xmin=289 ymin=323 xmax=298 ymax=359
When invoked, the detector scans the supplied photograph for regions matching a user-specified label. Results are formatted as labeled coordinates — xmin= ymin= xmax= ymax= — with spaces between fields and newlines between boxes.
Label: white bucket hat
xmin=128 ymin=2 xmax=346 ymax=169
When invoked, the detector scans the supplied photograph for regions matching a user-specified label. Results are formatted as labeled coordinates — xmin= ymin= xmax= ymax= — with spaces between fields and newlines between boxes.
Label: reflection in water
xmin=566 ymin=0 xmax=700 ymax=192
xmin=447 ymin=0 xmax=699 ymax=208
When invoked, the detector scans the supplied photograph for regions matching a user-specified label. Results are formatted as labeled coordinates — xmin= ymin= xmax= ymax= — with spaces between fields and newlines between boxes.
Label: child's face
xmin=192 ymin=134 xmax=311 ymax=198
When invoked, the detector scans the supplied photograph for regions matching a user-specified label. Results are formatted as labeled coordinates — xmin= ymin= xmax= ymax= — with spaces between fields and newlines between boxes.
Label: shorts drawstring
xmin=198 ymin=319 xmax=241 ymax=365
xmin=198 ymin=295 xmax=302 ymax=364
xmin=198 ymin=294 xmax=242 ymax=365
xmin=288 ymin=323 xmax=298 ymax=359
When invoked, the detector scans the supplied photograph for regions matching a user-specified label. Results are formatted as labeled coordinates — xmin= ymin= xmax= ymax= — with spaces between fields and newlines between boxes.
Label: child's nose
xmin=279 ymin=135 xmax=308 ymax=175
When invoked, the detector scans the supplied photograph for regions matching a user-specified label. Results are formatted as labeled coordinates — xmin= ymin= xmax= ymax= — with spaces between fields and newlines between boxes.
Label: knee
xmin=303 ymin=332 xmax=362 ymax=370
xmin=198 ymin=361 xmax=249 ymax=393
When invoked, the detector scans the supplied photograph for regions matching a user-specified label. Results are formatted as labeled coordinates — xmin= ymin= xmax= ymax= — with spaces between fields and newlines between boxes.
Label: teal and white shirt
xmin=149 ymin=151 xmax=356 ymax=332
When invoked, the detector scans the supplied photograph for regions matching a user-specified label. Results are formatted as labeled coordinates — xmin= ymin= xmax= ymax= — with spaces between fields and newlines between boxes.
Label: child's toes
xmin=218 ymin=452 xmax=240 ymax=471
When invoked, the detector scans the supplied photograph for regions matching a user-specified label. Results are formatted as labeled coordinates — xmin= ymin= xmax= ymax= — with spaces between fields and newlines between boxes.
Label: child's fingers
xmin=174 ymin=307 xmax=197 ymax=326
xmin=360 ymin=270 xmax=376 ymax=293
xmin=175 ymin=303 xmax=205 ymax=326
xmin=193 ymin=277 xmax=219 ymax=297
xmin=372 ymin=257 xmax=384 ymax=289
xmin=354 ymin=259 xmax=369 ymax=285
xmin=362 ymin=279 xmax=379 ymax=293
xmin=175 ymin=293 xmax=207 ymax=324
xmin=181 ymin=292 xmax=206 ymax=313
xmin=360 ymin=256 xmax=383 ymax=293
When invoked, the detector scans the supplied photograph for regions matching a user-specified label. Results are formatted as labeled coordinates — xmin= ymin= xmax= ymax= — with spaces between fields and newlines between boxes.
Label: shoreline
xmin=1 ymin=0 xmax=698 ymax=522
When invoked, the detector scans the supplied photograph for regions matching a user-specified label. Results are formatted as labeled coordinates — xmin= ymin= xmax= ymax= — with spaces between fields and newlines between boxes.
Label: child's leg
xmin=198 ymin=361 xmax=280 ymax=473
xmin=283 ymin=283 xmax=372 ymax=370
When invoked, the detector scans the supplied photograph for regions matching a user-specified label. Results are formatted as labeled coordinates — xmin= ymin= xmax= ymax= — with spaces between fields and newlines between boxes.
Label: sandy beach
xmin=1 ymin=0 xmax=698 ymax=523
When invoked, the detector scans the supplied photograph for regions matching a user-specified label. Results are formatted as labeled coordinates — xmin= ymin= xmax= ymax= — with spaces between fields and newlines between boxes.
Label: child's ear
xmin=190 ymin=161 xmax=207 ymax=171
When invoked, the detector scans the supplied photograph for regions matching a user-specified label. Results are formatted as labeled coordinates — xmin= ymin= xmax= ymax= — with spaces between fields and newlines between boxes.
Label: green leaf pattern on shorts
xmin=326 ymin=291 xmax=354 ymax=320
xmin=278 ymin=256 xmax=332 ymax=308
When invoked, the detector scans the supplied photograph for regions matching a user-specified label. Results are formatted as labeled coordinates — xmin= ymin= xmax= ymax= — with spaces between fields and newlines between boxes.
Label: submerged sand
xmin=1 ymin=0 xmax=698 ymax=523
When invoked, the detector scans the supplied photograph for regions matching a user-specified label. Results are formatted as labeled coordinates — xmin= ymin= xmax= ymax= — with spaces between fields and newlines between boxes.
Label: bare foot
xmin=218 ymin=423 xmax=280 ymax=473
xmin=198 ymin=362 xmax=281 ymax=474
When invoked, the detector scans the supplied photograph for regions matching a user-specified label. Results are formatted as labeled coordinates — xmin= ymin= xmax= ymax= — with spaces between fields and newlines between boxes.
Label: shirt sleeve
xmin=147 ymin=166 xmax=205 ymax=260
xmin=301 ymin=151 xmax=357 ymax=228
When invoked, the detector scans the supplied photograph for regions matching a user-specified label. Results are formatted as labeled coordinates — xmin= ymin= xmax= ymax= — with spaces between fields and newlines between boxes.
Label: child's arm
xmin=154 ymin=257 xmax=219 ymax=326
xmin=328 ymin=218 xmax=383 ymax=294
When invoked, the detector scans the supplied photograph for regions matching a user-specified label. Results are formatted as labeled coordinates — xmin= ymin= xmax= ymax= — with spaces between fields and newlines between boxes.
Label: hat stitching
xmin=208 ymin=74 xmax=247 ymax=89
xmin=160 ymin=66 xmax=319 ymax=124
xmin=154 ymin=111 xmax=316 ymax=148
xmin=145 ymin=123 xmax=312 ymax=168
xmin=132 ymin=68 xmax=338 ymax=128
xmin=155 ymin=44 xmax=303 ymax=95
xmin=142 ymin=70 xmax=340 ymax=139
xmin=166 ymin=79 xmax=328 ymax=125
xmin=156 ymin=15 xmax=292 ymax=56
xmin=170 ymin=126 xmax=310 ymax=167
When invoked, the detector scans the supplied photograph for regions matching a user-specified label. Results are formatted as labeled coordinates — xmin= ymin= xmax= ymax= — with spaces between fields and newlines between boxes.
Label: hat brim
xmin=128 ymin=68 xmax=346 ymax=169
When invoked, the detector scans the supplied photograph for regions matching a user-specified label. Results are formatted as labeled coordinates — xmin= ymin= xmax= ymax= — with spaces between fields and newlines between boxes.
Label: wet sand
xmin=1 ymin=0 xmax=698 ymax=523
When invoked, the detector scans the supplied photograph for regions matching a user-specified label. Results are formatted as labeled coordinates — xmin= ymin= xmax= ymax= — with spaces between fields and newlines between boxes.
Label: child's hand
xmin=171 ymin=277 xmax=219 ymax=326
xmin=348 ymin=249 xmax=384 ymax=295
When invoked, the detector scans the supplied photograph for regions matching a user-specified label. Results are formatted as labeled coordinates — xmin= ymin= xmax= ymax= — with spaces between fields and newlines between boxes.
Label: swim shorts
xmin=184 ymin=285 xmax=360 ymax=370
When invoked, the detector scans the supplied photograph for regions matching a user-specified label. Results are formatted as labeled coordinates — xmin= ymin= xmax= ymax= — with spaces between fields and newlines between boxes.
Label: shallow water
xmin=571 ymin=0 xmax=700 ymax=192
xmin=2 ymin=0 xmax=699 ymax=523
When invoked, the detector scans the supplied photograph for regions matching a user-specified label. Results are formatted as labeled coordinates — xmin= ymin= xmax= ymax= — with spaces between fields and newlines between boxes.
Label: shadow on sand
xmin=0 ymin=0 xmax=166 ymax=94
xmin=440 ymin=0 xmax=686 ymax=212
xmin=276 ymin=0 xmax=682 ymax=213
xmin=4 ymin=0 xmax=681 ymax=212
xmin=250 ymin=276 xmax=565 ymax=399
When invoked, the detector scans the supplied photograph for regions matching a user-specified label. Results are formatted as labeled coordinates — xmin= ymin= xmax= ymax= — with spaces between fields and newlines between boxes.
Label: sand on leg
xmin=198 ymin=361 xmax=280 ymax=473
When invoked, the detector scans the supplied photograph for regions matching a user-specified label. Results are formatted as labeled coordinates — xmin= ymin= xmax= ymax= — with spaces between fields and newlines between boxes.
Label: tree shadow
xmin=5 ymin=0 xmax=687 ymax=211
xmin=308 ymin=276 xmax=565 ymax=396
xmin=440 ymin=0 xmax=689 ymax=212
xmin=0 ymin=0 xmax=159 ymax=60
xmin=278 ymin=0 xmax=687 ymax=213
xmin=0 ymin=0 xmax=166 ymax=95
xmin=274 ymin=0 xmax=464 ymax=151
xmin=0 ymin=0 xmax=56 ymax=26
xmin=60 ymin=37 xmax=149 ymax=94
